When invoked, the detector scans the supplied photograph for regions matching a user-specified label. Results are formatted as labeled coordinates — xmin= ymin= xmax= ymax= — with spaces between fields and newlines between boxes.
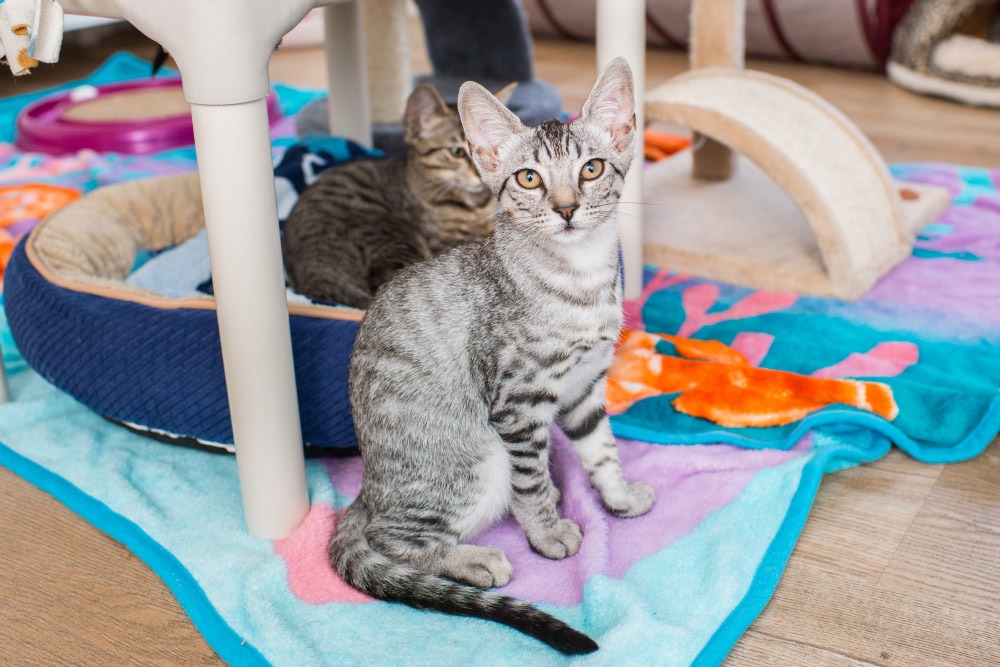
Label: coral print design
xmin=0 ymin=183 xmax=80 ymax=273
xmin=608 ymin=329 xmax=908 ymax=426
xmin=610 ymin=279 xmax=918 ymax=427
xmin=609 ymin=164 xmax=1000 ymax=458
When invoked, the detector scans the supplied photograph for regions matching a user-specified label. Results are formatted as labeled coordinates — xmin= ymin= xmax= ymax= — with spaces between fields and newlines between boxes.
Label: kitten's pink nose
xmin=554 ymin=204 xmax=579 ymax=222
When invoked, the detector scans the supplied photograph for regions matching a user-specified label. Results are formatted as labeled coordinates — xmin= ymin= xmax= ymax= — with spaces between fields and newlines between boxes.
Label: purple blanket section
xmin=320 ymin=431 xmax=808 ymax=607
xmin=829 ymin=166 xmax=1000 ymax=341
xmin=871 ymin=208 xmax=1000 ymax=327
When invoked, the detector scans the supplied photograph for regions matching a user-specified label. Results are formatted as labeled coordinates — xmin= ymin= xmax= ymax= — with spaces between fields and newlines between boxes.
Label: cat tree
xmin=642 ymin=0 xmax=950 ymax=300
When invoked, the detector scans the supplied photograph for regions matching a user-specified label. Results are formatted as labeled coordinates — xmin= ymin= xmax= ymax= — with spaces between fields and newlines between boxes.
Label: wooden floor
xmin=2 ymin=23 xmax=999 ymax=667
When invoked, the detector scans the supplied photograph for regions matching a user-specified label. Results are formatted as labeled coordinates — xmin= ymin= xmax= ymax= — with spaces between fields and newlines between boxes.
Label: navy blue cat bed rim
xmin=4 ymin=173 xmax=363 ymax=450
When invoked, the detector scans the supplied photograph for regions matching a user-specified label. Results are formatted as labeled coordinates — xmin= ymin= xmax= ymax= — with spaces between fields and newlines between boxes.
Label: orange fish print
xmin=607 ymin=330 xmax=900 ymax=428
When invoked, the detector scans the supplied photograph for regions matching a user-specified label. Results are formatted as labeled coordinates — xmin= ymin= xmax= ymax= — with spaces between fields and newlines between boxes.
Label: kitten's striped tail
xmin=330 ymin=506 xmax=598 ymax=656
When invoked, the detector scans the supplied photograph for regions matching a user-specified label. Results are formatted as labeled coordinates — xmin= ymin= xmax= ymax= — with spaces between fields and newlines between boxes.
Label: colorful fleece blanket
xmin=0 ymin=54 xmax=998 ymax=666
xmin=610 ymin=165 xmax=1000 ymax=463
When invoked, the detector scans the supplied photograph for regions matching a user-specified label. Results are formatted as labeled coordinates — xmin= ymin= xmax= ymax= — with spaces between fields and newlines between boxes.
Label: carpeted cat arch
xmin=642 ymin=0 xmax=951 ymax=300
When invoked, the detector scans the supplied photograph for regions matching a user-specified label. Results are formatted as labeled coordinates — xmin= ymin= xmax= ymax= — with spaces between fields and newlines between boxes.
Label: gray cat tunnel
xmin=641 ymin=0 xmax=950 ymax=301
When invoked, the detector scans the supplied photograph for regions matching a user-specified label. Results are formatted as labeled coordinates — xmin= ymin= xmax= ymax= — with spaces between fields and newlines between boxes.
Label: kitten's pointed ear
xmin=581 ymin=57 xmax=636 ymax=156
xmin=458 ymin=81 xmax=525 ymax=176
xmin=403 ymin=83 xmax=449 ymax=143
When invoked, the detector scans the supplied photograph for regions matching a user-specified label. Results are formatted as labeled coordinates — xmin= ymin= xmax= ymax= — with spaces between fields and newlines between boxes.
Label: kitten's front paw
xmin=607 ymin=481 xmax=655 ymax=518
xmin=529 ymin=518 xmax=583 ymax=560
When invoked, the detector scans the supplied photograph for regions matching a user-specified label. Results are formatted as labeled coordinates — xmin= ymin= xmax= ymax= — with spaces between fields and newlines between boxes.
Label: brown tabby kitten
xmin=282 ymin=84 xmax=503 ymax=309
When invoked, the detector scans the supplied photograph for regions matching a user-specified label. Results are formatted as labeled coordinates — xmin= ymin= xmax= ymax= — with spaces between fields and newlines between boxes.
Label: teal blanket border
xmin=2 ymin=416 xmax=894 ymax=667
xmin=617 ymin=389 xmax=1000 ymax=665
xmin=0 ymin=438 xmax=272 ymax=667
xmin=690 ymin=436 xmax=889 ymax=666
xmin=611 ymin=395 xmax=1000 ymax=464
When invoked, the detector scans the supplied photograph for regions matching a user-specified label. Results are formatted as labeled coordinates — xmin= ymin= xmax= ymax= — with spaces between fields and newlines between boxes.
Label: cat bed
xmin=887 ymin=0 xmax=1000 ymax=108
xmin=3 ymin=171 xmax=365 ymax=451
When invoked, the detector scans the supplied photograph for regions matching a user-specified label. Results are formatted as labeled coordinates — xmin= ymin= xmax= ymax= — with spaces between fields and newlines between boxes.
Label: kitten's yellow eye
xmin=451 ymin=147 xmax=466 ymax=158
xmin=580 ymin=159 xmax=604 ymax=181
xmin=516 ymin=169 xmax=543 ymax=189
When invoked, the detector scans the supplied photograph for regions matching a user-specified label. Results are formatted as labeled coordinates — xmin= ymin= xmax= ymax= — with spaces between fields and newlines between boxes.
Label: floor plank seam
xmin=744 ymin=629 xmax=885 ymax=666
xmin=873 ymin=483 xmax=934 ymax=588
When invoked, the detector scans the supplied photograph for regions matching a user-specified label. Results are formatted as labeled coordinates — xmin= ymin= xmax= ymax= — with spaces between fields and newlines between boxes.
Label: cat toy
xmin=15 ymin=77 xmax=282 ymax=155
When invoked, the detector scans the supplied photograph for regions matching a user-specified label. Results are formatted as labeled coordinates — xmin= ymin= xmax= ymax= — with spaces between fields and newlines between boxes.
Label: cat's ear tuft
xmin=581 ymin=57 xmax=636 ymax=156
xmin=403 ymin=83 xmax=449 ymax=143
xmin=458 ymin=81 xmax=524 ymax=175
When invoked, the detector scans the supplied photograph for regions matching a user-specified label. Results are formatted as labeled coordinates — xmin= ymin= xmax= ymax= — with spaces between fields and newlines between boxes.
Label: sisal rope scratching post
xmin=363 ymin=0 xmax=411 ymax=124
xmin=641 ymin=0 xmax=951 ymax=300
xmin=688 ymin=0 xmax=743 ymax=181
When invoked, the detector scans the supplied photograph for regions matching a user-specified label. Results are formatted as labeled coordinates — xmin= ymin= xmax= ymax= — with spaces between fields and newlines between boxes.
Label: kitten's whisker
xmin=469 ymin=209 xmax=502 ymax=231
xmin=472 ymin=218 xmax=494 ymax=229
xmin=590 ymin=202 xmax=679 ymax=234
xmin=591 ymin=210 xmax=673 ymax=237
xmin=591 ymin=200 xmax=678 ymax=208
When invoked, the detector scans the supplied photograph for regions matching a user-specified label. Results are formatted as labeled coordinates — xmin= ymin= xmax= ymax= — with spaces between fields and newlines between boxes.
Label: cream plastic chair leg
xmin=596 ymin=0 xmax=646 ymax=300
xmin=324 ymin=1 xmax=372 ymax=144
xmin=191 ymin=101 xmax=310 ymax=540
xmin=110 ymin=0 xmax=325 ymax=539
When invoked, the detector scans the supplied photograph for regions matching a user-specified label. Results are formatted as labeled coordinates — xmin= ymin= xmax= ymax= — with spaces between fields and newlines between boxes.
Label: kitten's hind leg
xmin=559 ymin=376 xmax=654 ymax=518
xmin=367 ymin=239 xmax=432 ymax=293
xmin=292 ymin=271 xmax=373 ymax=309
xmin=438 ymin=544 xmax=513 ymax=588
xmin=327 ymin=283 xmax=373 ymax=309
xmin=363 ymin=516 xmax=511 ymax=587
xmin=284 ymin=241 xmax=374 ymax=309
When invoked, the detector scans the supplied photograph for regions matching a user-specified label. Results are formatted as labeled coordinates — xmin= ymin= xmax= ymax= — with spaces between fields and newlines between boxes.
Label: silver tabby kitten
xmin=282 ymin=83 xmax=498 ymax=309
xmin=329 ymin=59 xmax=654 ymax=655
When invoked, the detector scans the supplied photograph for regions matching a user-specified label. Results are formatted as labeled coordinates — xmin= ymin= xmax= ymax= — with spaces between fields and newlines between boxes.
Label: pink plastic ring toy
xmin=15 ymin=78 xmax=283 ymax=155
